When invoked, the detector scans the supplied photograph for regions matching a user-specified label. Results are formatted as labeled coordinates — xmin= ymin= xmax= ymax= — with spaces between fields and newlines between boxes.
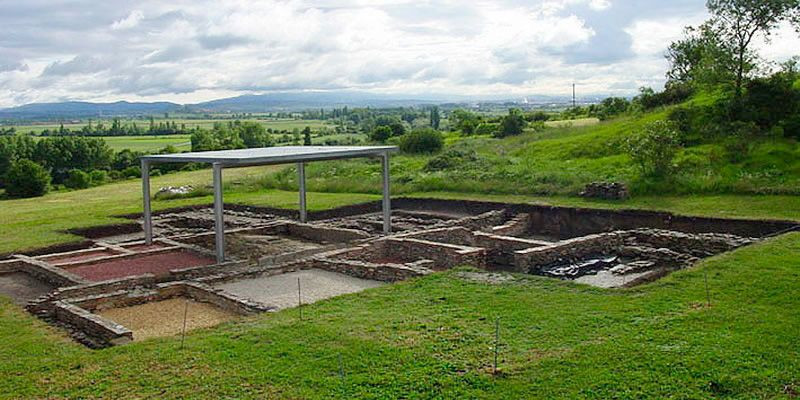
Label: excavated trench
xmin=2 ymin=198 xmax=796 ymax=348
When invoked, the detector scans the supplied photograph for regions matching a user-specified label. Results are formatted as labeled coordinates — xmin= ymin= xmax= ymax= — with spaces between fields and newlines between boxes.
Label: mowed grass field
xmin=30 ymin=134 xmax=192 ymax=152
xmin=0 ymin=167 xmax=799 ymax=397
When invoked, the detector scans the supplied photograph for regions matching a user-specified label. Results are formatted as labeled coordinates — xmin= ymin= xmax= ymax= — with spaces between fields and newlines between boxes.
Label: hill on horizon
xmin=0 ymin=91 xmax=580 ymax=120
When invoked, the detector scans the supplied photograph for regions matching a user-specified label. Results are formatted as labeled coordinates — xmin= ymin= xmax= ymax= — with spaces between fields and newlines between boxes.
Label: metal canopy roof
xmin=140 ymin=145 xmax=397 ymax=263
xmin=141 ymin=145 xmax=397 ymax=166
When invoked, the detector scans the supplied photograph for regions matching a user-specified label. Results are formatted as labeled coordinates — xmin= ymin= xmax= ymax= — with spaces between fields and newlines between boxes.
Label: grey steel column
xmin=141 ymin=159 xmax=153 ymax=245
xmin=298 ymin=162 xmax=307 ymax=223
xmin=381 ymin=152 xmax=391 ymax=234
xmin=212 ymin=163 xmax=225 ymax=263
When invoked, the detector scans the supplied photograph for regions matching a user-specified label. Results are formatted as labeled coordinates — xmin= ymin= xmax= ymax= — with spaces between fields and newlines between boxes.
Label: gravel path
xmin=216 ymin=269 xmax=383 ymax=310
xmin=65 ymin=251 xmax=215 ymax=282
xmin=97 ymin=298 xmax=236 ymax=341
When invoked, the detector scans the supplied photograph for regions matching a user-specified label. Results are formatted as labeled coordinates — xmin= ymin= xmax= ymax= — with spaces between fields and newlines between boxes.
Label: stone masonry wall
xmin=513 ymin=232 xmax=625 ymax=273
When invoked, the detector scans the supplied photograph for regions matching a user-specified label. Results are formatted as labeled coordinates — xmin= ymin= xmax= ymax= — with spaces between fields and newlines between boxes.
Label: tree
xmin=496 ymin=109 xmax=527 ymax=138
xmin=450 ymin=109 xmax=480 ymax=135
xmin=706 ymin=0 xmax=800 ymax=97
xmin=302 ymin=127 xmax=312 ymax=146
xmin=370 ymin=126 xmax=393 ymax=143
xmin=4 ymin=159 xmax=51 ymax=198
xmin=429 ymin=106 xmax=441 ymax=130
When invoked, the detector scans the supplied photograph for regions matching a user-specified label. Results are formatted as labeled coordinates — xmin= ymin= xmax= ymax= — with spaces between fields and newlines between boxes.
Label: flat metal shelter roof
xmin=140 ymin=146 xmax=397 ymax=166
xmin=140 ymin=145 xmax=397 ymax=264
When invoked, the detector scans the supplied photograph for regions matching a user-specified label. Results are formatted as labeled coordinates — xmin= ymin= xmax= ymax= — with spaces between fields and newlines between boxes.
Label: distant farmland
xmin=31 ymin=134 xmax=192 ymax=152
xmin=12 ymin=118 xmax=332 ymax=135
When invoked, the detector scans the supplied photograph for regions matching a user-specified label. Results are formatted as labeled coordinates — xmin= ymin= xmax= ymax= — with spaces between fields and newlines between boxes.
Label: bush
xmin=4 ymin=159 xmax=50 ymax=198
xmin=89 ymin=170 xmax=109 ymax=186
xmin=495 ymin=109 xmax=527 ymax=138
xmin=475 ymin=123 xmax=499 ymax=136
xmin=64 ymin=169 xmax=91 ymax=189
xmin=424 ymin=149 xmax=480 ymax=172
xmin=399 ymin=128 xmax=444 ymax=154
xmin=370 ymin=126 xmax=393 ymax=143
xmin=625 ymin=121 xmax=681 ymax=177
xmin=121 ymin=166 xmax=141 ymax=179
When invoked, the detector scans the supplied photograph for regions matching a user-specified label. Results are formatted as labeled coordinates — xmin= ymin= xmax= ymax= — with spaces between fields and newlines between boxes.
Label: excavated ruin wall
xmin=311 ymin=258 xmax=433 ymax=282
xmin=513 ymin=232 xmax=625 ymax=273
xmin=391 ymin=198 xmax=796 ymax=238
xmin=384 ymin=238 xmax=486 ymax=270
xmin=109 ymin=198 xmax=795 ymax=244
xmin=12 ymin=256 xmax=88 ymax=287
xmin=285 ymin=223 xmax=371 ymax=243
xmin=619 ymin=229 xmax=755 ymax=257
xmin=52 ymin=301 xmax=132 ymax=345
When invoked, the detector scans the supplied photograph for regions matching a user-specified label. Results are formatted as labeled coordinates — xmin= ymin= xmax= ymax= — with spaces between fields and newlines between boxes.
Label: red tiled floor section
xmin=66 ymin=251 xmax=216 ymax=282
xmin=42 ymin=249 xmax=119 ymax=264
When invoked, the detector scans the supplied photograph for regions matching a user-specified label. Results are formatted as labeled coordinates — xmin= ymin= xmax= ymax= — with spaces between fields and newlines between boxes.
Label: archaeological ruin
xmin=1 ymin=197 xmax=796 ymax=348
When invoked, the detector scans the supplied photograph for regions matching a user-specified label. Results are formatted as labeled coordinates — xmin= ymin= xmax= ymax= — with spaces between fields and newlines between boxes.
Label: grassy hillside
xmin=246 ymin=109 xmax=800 ymax=197
xmin=1 ymin=233 xmax=798 ymax=398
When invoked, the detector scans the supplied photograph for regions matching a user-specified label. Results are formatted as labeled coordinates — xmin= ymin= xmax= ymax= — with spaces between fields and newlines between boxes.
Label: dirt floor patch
xmin=96 ymin=298 xmax=237 ymax=341
xmin=225 ymin=233 xmax=322 ymax=262
xmin=215 ymin=269 xmax=383 ymax=309
xmin=0 ymin=272 xmax=56 ymax=305
xmin=65 ymin=251 xmax=216 ymax=282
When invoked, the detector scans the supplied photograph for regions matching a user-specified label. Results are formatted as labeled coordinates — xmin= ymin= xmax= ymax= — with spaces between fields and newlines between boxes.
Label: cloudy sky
xmin=0 ymin=0 xmax=798 ymax=107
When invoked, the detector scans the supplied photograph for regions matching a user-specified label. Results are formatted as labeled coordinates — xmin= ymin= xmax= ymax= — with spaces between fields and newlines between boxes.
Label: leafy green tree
xmin=4 ymin=159 xmax=50 ymax=198
xmin=429 ymin=106 xmax=441 ymax=130
xmin=666 ymin=22 xmax=738 ymax=88
xmin=496 ymin=109 xmax=527 ymax=138
xmin=237 ymin=121 xmax=272 ymax=148
xmin=370 ymin=126 xmax=393 ymax=143
xmin=450 ymin=109 xmax=480 ymax=135
xmin=302 ymin=127 xmax=312 ymax=146
xmin=292 ymin=128 xmax=301 ymax=145
xmin=706 ymin=0 xmax=800 ymax=97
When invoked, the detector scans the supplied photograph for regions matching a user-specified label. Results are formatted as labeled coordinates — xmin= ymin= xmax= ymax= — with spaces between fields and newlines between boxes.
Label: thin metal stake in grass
xmin=180 ymin=298 xmax=189 ymax=349
xmin=703 ymin=268 xmax=711 ymax=307
xmin=297 ymin=277 xmax=303 ymax=321
xmin=338 ymin=353 xmax=345 ymax=384
xmin=493 ymin=317 xmax=500 ymax=375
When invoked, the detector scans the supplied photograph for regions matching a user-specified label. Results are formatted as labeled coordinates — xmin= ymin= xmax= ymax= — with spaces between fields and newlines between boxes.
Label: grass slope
xmin=1 ymin=233 xmax=798 ymax=398
xmin=259 ymin=110 xmax=800 ymax=196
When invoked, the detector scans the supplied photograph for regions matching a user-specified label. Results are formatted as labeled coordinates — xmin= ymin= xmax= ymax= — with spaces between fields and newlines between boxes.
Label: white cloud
xmin=0 ymin=0 xmax=796 ymax=107
xmin=111 ymin=10 xmax=144 ymax=30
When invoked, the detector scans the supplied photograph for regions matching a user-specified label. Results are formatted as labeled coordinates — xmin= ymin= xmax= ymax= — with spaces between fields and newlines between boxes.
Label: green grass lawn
xmin=1 ymin=233 xmax=798 ymax=398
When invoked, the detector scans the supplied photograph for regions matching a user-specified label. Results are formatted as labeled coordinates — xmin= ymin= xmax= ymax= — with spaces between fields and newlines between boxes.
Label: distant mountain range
xmin=0 ymin=91 xmax=583 ymax=120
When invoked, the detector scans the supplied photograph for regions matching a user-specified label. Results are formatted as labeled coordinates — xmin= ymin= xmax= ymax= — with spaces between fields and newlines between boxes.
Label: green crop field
xmin=29 ymin=134 xmax=192 ymax=152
